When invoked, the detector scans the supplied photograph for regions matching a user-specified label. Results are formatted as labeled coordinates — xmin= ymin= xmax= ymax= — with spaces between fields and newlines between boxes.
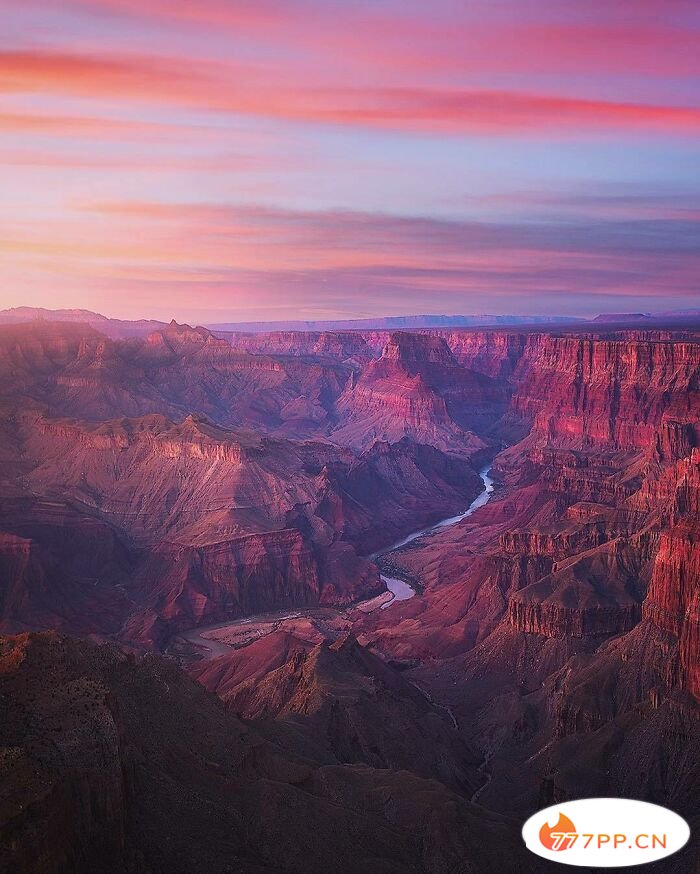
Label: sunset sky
xmin=1 ymin=0 xmax=699 ymax=323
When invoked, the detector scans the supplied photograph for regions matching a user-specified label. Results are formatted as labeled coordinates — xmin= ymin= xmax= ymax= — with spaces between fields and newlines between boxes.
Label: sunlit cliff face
xmin=1 ymin=0 xmax=699 ymax=323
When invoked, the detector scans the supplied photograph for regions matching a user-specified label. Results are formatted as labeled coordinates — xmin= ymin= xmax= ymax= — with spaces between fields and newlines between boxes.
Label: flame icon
xmin=539 ymin=812 xmax=578 ymax=851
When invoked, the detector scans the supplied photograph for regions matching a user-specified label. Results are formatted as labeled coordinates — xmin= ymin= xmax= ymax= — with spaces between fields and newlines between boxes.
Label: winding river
xmin=375 ymin=464 xmax=494 ymax=607
xmin=175 ymin=464 xmax=494 ymax=656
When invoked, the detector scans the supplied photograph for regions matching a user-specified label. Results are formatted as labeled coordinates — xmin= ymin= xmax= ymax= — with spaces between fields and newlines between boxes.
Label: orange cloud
xmin=2 ymin=49 xmax=700 ymax=136
xmin=0 ymin=109 xmax=208 ymax=140
xmin=0 ymin=49 xmax=226 ymax=102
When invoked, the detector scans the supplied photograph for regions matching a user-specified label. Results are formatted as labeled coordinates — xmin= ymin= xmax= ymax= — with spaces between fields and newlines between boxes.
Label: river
xmin=375 ymin=464 xmax=494 ymax=608
xmin=175 ymin=464 xmax=494 ymax=656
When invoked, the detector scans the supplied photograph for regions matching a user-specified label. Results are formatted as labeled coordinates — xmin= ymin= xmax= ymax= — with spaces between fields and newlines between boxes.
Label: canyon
xmin=0 ymin=316 xmax=698 ymax=872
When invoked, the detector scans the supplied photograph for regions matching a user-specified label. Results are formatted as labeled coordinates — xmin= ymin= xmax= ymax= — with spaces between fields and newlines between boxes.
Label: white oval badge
xmin=522 ymin=798 xmax=690 ymax=867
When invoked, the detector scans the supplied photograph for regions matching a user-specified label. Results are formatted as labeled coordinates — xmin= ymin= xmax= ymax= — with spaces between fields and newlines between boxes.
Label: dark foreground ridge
xmin=0 ymin=632 xmax=530 ymax=874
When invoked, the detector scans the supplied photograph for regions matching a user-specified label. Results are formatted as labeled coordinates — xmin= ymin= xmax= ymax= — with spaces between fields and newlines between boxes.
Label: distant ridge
xmin=0 ymin=308 xmax=582 ymax=336
xmin=0 ymin=307 xmax=167 ymax=338
xmin=593 ymin=312 xmax=651 ymax=323
xmin=2 ymin=306 xmax=699 ymax=336
xmin=592 ymin=309 xmax=700 ymax=325
xmin=206 ymin=313 xmax=583 ymax=333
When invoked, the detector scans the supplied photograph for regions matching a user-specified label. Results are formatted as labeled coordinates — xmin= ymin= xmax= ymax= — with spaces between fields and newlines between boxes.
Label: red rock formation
xmin=511 ymin=333 xmax=700 ymax=450
xmin=189 ymin=629 xmax=318 ymax=693
xmin=344 ymin=328 xmax=700 ymax=861
xmin=225 ymin=327 xmax=529 ymax=380
xmin=226 ymin=329 xmax=376 ymax=363
xmin=507 ymin=539 xmax=645 ymax=638
xmin=0 ymin=499 xmax=133 ymax=636
xmin=429 ymin=330 xmax=527 ymax=377
xmin=193 ymin=633 xmax=480 ymax=793
xmin=663 ymin=457 xmax=700 ymax=701
xmin=0 ymin=320 xmax=356 ymax=436
xmin=312 ymin=437 xmax=483 ymax=553
xmin=124 ymin=531 xmax=381 ymax=648
xmin=1 ymin=387 xmax=486 ymax=643
xmin=332 ymin=332 xmax=498 ymax=452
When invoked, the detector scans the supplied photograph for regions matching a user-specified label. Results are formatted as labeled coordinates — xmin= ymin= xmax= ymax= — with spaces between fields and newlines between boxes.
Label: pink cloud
xmin=16 ymin=0 xmax=700 ymax=80
xmin=1 ymin=0 xmax=698 ymax=321
xmin=2 ymin=49 xmax=700 ymax=136
xmin=3 ymin=196 xmax=697 ymax=321
xmin=4 ymin=199 xmax=689 ymax=291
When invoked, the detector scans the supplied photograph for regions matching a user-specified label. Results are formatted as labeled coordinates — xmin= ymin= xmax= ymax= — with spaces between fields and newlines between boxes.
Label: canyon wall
xmin=1 ymin=319 xmax=698 ymax=872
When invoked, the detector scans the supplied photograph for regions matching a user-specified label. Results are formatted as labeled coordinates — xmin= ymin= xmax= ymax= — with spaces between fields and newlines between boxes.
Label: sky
xmin=1 ymin=0 xmax=699 ymax=323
